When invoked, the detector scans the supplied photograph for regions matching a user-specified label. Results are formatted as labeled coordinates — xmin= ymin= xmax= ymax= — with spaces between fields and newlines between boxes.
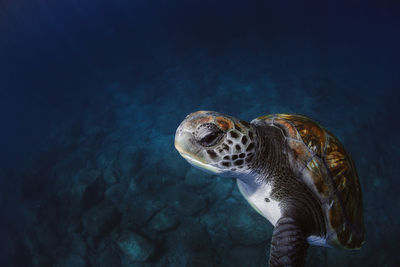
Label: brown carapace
xmin=256 ymin=114 xmax=365 ymax=249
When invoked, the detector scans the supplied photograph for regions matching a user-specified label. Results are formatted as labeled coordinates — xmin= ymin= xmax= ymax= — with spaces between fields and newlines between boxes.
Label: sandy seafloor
xmin=0 ymin=1 xmax=399 ymax=266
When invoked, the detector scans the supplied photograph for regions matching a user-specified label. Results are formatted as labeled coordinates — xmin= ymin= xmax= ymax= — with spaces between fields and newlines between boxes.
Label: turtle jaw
xmin=179 ymin=150 xmax=222 ymax=174
xmin=175 ymin=131 xmax=222 ymax=174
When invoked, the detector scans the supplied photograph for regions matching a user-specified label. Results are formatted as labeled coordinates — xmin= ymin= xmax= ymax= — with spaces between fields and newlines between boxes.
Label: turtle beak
xmin=174 ymin=120 xmax=199 ymax=159
xmin=175 ymin=117 xmax=222 ymax=174
xmin=174 ymin=129 xmax=193 ymax=157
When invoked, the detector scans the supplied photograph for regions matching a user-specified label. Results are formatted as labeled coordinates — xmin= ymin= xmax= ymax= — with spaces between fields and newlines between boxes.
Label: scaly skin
xmin=270 ymin=217 xmax=309 ymax=267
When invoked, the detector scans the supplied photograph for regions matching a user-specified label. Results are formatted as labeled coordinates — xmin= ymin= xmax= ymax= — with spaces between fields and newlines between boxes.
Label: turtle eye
xmin=195 ymin=123 xmax=224 ymax=147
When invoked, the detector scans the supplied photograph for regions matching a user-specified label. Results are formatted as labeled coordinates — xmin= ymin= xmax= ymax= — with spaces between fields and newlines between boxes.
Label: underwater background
xmin=1 ymin=0 xmax=399 ymax=266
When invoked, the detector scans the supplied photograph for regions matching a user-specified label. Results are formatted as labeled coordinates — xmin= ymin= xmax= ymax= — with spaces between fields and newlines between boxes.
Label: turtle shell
xmin=254 ymin=114 xmax=365 ymax=249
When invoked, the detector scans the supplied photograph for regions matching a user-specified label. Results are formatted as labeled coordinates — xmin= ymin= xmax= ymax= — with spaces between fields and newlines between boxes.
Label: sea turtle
xmin=174 ymin=111 xmax=365 ymax=267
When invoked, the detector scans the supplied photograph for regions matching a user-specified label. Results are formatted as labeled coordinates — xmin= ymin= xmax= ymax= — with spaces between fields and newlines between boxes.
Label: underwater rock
xmin=103 ymin=167 xmax=118 ymax=185
xmin=117 ymin=179 xmax=141 ymax=206
xmin=82 ymin=176 xmax=106 ymax=209
xmin=59 ymin=254 xmax=86 ymax=267
xmin=120 ymin=197 xmax=164 ymax=228
xmin=157 ymin=173 xmax=180 ymax=188
xmin=114 ymin=147 xmax=141 ymax=179
xmin=76 ymin=168 xmax=102 ymax=187
xmin=68 ymin=233 xmax=87 ymax=258
xmin=211 ymin=177 xmax=235 ymax=201
xmin=86 ymin=234 xmax=114 ymax=255
xmin=27 ymin=224 xmax=59 ymax=258
xmin=227 ymin=246 xmax=267 ymax=267
xmin=81 ymin=203 xmax=121 ymax=238
xmin=25 ymin=227 xmax=57 ymax=266
xmin=200 ymin=208 xmax=229 ymax=236
xmin=188 ymin=249 xmax=221 ymax=267
xmin=173 ymin=190 xmax=207 ymax=216
xmin=184 ymin=168 xmax=213 ymax=189
xmin=116 ymin=230 xmax=155 ymax=263
xmin=227 ymin=205 xmax=271 ymax=246
xmin=148 ymin=207 xmax=179 ymax=232
xmin=177 ymin=222 xmax=211 ymax=252
xmin=104 ymin=183 xmax=128 ymax=205
xmin=95 ymin=246 xmax=121 ymax=267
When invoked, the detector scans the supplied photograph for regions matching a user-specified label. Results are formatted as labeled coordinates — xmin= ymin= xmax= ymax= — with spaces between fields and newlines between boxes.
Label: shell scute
xmin=288 ymin=115 xmax=326 ymax=157
xmin=275 ymin=119 xmax=300 ymax=140
xmin=306 ymin=157 xmax=331 ymax=198
xmin=328 ymin=200 xmax=344 ymax=229
xmin=325 ymin=133 xmax=365 ymax=248
xmin=255 ymin=114 xmax=365 ymax=249
xmin=286 ymin=139 xmax=312 ymax=167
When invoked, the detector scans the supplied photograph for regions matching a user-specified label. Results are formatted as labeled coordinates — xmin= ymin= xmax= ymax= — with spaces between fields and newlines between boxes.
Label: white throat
xmin=236 ymin=176 xmax=282 ymax=226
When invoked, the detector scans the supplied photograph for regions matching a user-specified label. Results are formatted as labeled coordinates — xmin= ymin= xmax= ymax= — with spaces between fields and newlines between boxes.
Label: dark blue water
xmin=1 ymin=0 xmax=399 ymax=266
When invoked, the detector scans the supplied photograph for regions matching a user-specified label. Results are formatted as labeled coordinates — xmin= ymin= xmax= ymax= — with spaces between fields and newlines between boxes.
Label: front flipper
xmin=269 ymin=217 xmax=309 ymax=267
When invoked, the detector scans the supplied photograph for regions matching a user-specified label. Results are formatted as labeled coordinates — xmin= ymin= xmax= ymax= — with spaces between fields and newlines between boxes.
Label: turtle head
xmin=175 ymin=111 xmax=257 ymax=176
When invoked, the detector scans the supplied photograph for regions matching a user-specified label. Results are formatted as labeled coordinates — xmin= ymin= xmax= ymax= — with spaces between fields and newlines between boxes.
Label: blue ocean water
xmin=0 ymin=0 xmax=399 ymax=266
